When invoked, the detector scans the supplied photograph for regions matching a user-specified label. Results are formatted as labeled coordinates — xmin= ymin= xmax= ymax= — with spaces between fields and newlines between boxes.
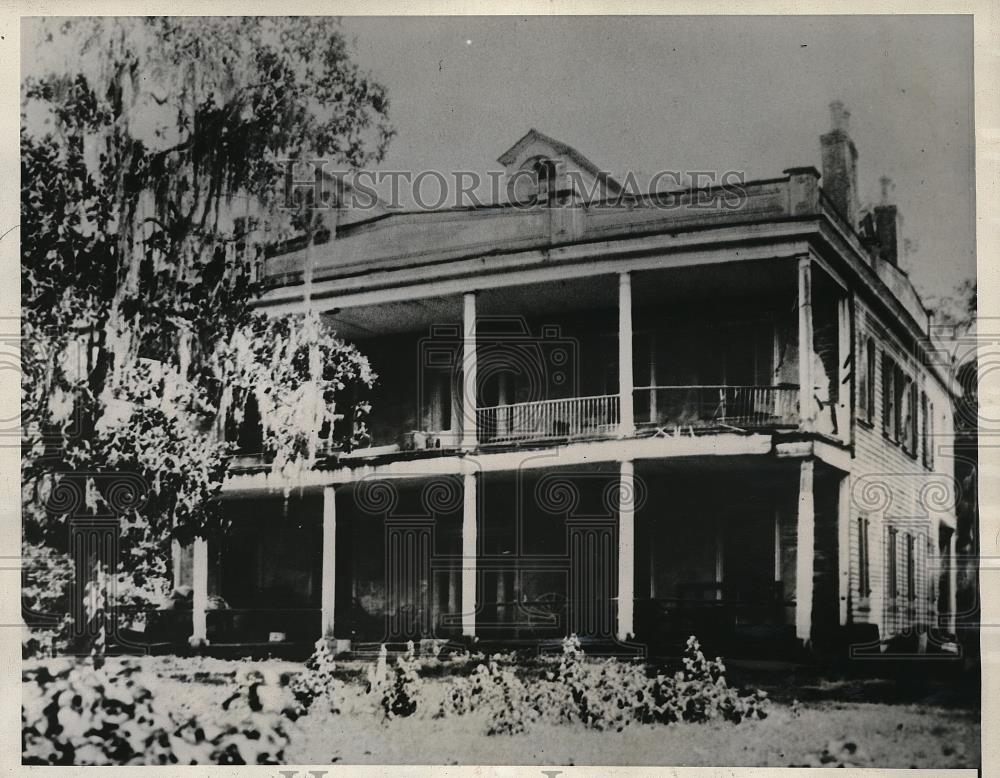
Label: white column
xmin=617 ymin=460 xmax=635 ymax=640
xmin=462 ymin=292 xmax=478 ymax=450
xmin=618 ymin=272 xmax=635 ymax=436
xmin=191 ymin=537 xmax=208 ymax=646
xmin=321 ymin=486 xmax=337 ymax=639
xmin=795 ymin=459 xmax=815 ymax=643
xmin=837 ymin=474 xmax=851 ymax=626
xmin=837 ymin=295 xmax=852 ymax=443
xmin=171 ymin=539 xmax=182 ymax=588
xmin=462 ymin=471 xmax=477 ymax=637
xmin=798 ymin=258 xmax=815 ymax=431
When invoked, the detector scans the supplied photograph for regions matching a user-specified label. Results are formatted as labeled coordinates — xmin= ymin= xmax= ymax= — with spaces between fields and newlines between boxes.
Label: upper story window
xmin=859 ymin=337 xmax=876 ymax=425
xmin=925 ymin=399 xmax=935 ymax=470
xmin=880 ymin=350 xmax=919 ymax=458
xmin=920 ymin=391 xmax=929 ymax=465
xmin=882 ymin=353 xmax=896 ymax=440
xmin=900 ymin=378 xmax=917 ymax=457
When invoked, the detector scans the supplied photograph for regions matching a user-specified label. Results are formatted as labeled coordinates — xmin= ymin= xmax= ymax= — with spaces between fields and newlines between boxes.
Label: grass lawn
xmin=122 ymin=654 xmax=979 ymax=768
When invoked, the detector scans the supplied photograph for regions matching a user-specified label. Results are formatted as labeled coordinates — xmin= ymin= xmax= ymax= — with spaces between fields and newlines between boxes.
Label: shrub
xmin=539 ymin=635 xmax=768 ymax=731
xmin=545 ymin=636 xmax=650 ymax=730
xmin=668 ymin=636 xmax=769 ymax=724
xmin=366 ymin=643 xmax=422 ymax=721
xmin=436 ymin=653 xmax=545 ymax=734
xmin=23 ymin=659 xmax=290 ymax=765
xmin=287 ymin=638 xmax=340 ymax=716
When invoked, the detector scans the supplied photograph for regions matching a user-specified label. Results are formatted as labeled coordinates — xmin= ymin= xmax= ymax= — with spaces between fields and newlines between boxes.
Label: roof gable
xmin=497 ymin=128 xmax=621 ymax=193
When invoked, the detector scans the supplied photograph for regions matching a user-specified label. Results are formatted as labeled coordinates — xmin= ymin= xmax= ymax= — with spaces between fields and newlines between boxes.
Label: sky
xmin=339 ymin=15 xmax=975 ymax=304
xmin=21 ymin=16 xmax=976 ymax=304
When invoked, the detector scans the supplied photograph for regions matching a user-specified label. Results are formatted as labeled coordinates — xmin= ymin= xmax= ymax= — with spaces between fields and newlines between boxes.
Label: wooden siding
xmin=848 ymin=298 xmax=956 ymax=637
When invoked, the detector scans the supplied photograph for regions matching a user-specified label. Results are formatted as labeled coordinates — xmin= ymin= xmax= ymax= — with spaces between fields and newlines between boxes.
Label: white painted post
xmin=617 ymin=460 xmax=635 ymax=640
xmin=321 ymin=486 xmax=337 ymax=639
xmin=171 ymin=539 xmax=182 ymax=589
xmin=837 ymin=295 xmax=852 ymax=444
xmin=462 ymin=292 xmax=478 ymax=450
xmin=191 ymin=537 xmax=208 ymax=646
xmin=462 ymin=471 xmax=477 ymax=637
xmin=837 ymin=474 xmax=851 ymax=626
xmin=798 ymin=258 xmax=815 ymax=431
xmin=619 ymin=272 xmax=635 ymax=436
xmin=795 ymin=459 xmax=816 ymax=643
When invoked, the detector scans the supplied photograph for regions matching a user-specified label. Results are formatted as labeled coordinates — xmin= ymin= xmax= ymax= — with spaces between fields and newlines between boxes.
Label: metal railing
xmin=634 ymin=384 xmax=799 ymax=430
xmin=477 ymin=393 xmax=620 ymax=443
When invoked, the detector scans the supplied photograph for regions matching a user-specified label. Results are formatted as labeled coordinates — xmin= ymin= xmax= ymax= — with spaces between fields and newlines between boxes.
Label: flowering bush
xmin=287 ymin=638 xmax=340 ymax=716
xmin=366 ymin=643 xmax=422 ymax=721
xmin=667 ymin=636 xmax=769 ymax=724
xmin=438 ymin=654 xmax=540 ymax=735
xmin=548 ymin=639 xmax=651 ymax=731
xmin=438 ymin=635 xmax=768 ymax=735
xmin=23 ymin=659 xmax=290 ymax=765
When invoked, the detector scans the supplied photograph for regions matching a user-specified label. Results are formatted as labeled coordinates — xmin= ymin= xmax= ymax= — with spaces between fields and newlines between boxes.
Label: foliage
xmin=22 ymin=659 xmax=290 ymax=765
xmin=926 ymin=278 xmax=976 ymax=333
xmin=22 ymin=541 xmax=76 ymax=658
xmin=21 ymin=17 xmax=390 ymax=620
xmin=287 ymin=638 xmax=341 ymax=716
xmin=435 ymin=636 xmax=768 ymax=735
xmin=222 ymin=311 xmax=376 ymax=473
xmin=665 ymin=636 xmax=769 ymax=724
xmin=366 ymin=643 xmax=422 ymax=721
xmin=545 ymin=636 xmax=651 ymax=730
xmin=437 ymin=653 xmax=540 ymax=735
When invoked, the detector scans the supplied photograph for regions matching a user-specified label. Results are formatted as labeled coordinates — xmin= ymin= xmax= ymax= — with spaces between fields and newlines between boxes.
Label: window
xmin=920 ymin=391 xmax=929 ymax=466
xmin=893 ymin=366 xmax=906 ymax=443
xmin=866 ymin=340 xmax=876 ymax=425
xmin=882 ymin=354 xmax=895 ymax=439
xmin=906 ymin=533 xmax=916 ymax=603
xmin=887 ymin=527 xmax=898 ymax=601
xmin=900 ymin=378 xmax=917 ymax=456
xmin=859 ymin=338 xmax=876 ymax=425
xmin=857 ymin=517 xmax=871 ymax=598
xmin=927 ymin=401 xmax=935 ymax=469
xmin=881 ymin=351 xmax=920 ymax=454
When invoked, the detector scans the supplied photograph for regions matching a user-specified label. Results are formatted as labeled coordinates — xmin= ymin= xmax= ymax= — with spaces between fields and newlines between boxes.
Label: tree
xmin=926 ymin=278 xmax=976 ymax=333
xmin=21 ymin=17 xmax=391 ymax=637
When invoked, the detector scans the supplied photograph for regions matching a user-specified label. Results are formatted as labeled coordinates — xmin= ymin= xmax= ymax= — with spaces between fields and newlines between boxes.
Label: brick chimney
xmin=820 ymin=101 xmax=859 ymax=228
xmin=874 ymin=175 xmax=899 ymax=266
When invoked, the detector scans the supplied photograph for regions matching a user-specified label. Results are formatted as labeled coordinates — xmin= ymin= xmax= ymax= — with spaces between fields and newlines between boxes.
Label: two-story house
xmin=173 ymin=102 xmax=961 ymax=658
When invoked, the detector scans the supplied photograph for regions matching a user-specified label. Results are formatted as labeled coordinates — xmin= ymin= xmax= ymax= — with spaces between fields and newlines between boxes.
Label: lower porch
xmin=172 ymin=456 xmax=850 ymax=658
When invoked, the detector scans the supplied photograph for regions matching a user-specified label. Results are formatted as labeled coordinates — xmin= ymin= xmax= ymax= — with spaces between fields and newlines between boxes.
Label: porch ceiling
xmin=322 ymin=256 xmax=797 ymax=341
xmin=324 ymin=274 xmax=615 ymax=340
xmin=632 ymin=257 xmax=797 ymax=307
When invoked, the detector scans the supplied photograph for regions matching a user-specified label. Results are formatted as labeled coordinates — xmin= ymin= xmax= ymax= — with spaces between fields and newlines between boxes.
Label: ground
xmin=25 ymin=653 xmax=980 ymax=768
xmin=141 ymin=654 xmax=979 ymax=768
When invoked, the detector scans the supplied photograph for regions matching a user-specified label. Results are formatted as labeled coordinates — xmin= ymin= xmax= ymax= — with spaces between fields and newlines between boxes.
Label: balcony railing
xmin=634 ymin=384 xmax=799 ymax=430
xmin=477 ymin=393 xmax=620 ymax=443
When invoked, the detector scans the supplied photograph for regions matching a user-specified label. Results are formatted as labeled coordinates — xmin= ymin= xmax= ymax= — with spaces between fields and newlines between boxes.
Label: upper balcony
xmin=228 ymin=255 xmax=851 ymax=472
